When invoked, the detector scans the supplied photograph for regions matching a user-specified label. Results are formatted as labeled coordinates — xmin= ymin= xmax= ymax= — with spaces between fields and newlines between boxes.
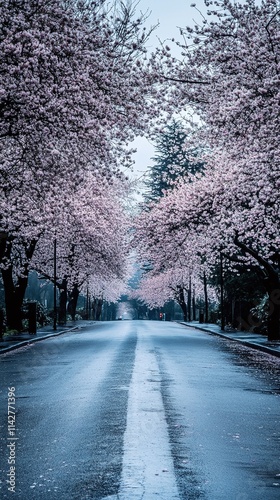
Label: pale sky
xmin=137 ymin=0 xmax=204 ymax=48
xmin=130 ymin=0 xmax=205 ymax=190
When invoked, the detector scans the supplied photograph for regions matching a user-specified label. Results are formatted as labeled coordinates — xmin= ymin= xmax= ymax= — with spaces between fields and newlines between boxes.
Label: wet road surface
xmin=0 ymin=320 xmax=280 ymax=499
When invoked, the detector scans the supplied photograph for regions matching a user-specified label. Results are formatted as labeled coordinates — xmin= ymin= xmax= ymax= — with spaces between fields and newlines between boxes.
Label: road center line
xmin=117 ymin=332 xmax=180 ymax=499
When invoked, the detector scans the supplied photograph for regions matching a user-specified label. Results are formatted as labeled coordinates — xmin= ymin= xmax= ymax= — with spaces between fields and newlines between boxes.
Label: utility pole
xmin=192 ymin=284 xmax=196 ymax=321
xmin=188 ymin=276 xmax=192 ymax=321
xmin=220 ymin=253 xmax=225 ymax=331
xmin=53 ymin=238 xmax=57 ymax=331
xmin=203 ymin=271 xmax=209 ymax=323
xmin=86 ymin=287 xmax=89 ymax=320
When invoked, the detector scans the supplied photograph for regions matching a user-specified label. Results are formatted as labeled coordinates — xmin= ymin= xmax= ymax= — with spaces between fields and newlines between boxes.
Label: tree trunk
xmin=85 ymin=288 xmax=89 ymax=320
xmin=203 ymin=272 xmax=209 ymax=323
xmin=187 ymin=277 xmax=192 ymax=321
xmin=58 ymin=279 xmax=67 ymax=325
xmin=178 ymin=286 xmax=188 ymax=321
xmin=91 ymin=298 xmax=97 ymax=320
xmin=102 ymin=301 xmax=107 ymax=321
xmin=96 ymin=299 xmax=103 ymax=321
xmin=67 ymin=283 xmax=79 ymax=321
xmin=265 ymin=277 xmax=280 ymax=341
xmin=1 ymin=266 xmax=24 ymax=331
xmin=1 ymin=238 xmax=37 ymax=331
xmin=192 ymin=287 xmax=196 ymax=321
xmin=220 ymin=253 xmax=225 ymax=331
xmin=267 ymin=299 xmax=280 ymax=341
xmin=233 ymin=238 xmax=280 ymax=340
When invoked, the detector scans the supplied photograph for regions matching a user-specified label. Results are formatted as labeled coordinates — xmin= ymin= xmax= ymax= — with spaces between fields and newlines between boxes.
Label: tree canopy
xmin=134 ymin=0 xmax=280 ymax=339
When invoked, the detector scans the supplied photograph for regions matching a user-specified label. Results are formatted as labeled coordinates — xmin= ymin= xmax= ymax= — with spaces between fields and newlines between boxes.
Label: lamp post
xmin=0 ymin=231 xmax=7 ymax=338
xmin=220 ymin=253 xmax=225 ymax=331
xmin=53 ymin=238 xmax=57 ymax=331
xmin=86 ymin=287 xmax=89 ymax=320
xmin=192 ymin=284 xmax=196 ymax=321
xmin=188 ymin=276 xmax=192 ymax=321
xmin=203 ymin=271 xmax=209 ymax=323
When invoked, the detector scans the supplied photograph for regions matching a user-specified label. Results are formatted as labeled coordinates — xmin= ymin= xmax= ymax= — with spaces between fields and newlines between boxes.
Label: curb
xmin=0 ymin=326 xmax=79 ymax=354
xmin=179 ymin=322 xmax=280 ymax=358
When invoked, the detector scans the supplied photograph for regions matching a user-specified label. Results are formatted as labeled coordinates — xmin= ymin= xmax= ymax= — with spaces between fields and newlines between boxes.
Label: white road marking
xmin=117 ymin=332 xmax=180 ymax=499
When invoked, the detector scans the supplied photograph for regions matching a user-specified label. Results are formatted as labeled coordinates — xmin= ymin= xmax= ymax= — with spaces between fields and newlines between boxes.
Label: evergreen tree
xmin=143 ymin=120 xmax=203 ymax=202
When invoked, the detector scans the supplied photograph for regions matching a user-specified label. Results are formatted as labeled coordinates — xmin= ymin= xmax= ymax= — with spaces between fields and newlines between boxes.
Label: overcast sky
xmin=130 ymin=0 xmax=205 ymax=190
xmin=137 ymin=0 xmax=204 ymax=47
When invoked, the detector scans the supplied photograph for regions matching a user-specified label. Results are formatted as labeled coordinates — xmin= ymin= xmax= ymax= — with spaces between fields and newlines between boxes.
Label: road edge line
xmin=177 ymin=322 xmax=280 ymax=358
xmin=0 ymin=327 xmax=79 ymax=354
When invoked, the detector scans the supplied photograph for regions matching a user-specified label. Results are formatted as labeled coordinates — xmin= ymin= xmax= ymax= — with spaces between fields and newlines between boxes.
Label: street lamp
xmin=220 ymin=253 xmax=225 ymax=331
xmin=53 ymin=238 xmax=57 ymax=331
xmin=0 ymin=231 xmax=7 ymax=338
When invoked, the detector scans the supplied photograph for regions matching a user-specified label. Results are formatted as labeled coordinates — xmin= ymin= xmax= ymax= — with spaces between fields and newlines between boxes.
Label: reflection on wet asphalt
xmin=0 ymin=320 xmax=280 ymax=499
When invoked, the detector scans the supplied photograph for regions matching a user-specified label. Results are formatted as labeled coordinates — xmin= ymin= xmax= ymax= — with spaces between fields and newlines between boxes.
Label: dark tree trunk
xmin=58 ymin=279 xmax=67 ymax=325
xmin=109 ymin=303 xmax=117 ymax=321
xmin=91 ymin=298 xmax=96 ymax=320
xmin=268 ymin=300 xmax=280 ymax=341
xmin=220 ymin=253 xmax=225 ymax=331
xmin=192 ymin=288 xmax=196 ymax=321
xmin=67 ymin=284 xmax=79 ymax=321
xmin=1 ymin=239 xmax=37 ymax=331
xmin=96 ymin=299 xmax=103 ymax=321
xmin=0 ymin=231 xmax=7 ymax=262
xmin=0 ymin=308 xmax=4 ymax=338
xmin=1 ymin=266 xmax=24 ymax=331
xmin=102 ymin=301 xmax=107 ymax=321
xmin=177 ymin=286 xmax=188 ymax=321
xmin=265 ymin=277 xmax=280 ymax=341
xmin=234 ymin=238 xmax=280 ymax=340
xmin=85 ymin=288 xmax=89 ymax=320
xmin=187 ymin=276 xmax=192 ymax=321
xmin=203 ymin=272 xmax=209 ymax=323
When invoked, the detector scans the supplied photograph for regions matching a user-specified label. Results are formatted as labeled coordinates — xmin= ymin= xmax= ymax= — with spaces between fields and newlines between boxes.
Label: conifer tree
xmin=143 ymin=120 xmax=203 ymax=203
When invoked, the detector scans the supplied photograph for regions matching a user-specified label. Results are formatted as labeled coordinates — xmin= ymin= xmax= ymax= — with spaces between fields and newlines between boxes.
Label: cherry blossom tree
xmin=0 ymin=0 xmax=159 ymax=329
xmin=32 ymin=172 xmax=130 ymax=323
xmin=134 ymin=190 xmax=215 ymax=321
xmin=136 ymin=0 xmax=280 ymax=339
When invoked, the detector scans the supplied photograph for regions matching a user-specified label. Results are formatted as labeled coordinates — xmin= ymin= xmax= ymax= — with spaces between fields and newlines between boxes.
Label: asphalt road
xmin=0 ymin=320 xmax=280 ymax=499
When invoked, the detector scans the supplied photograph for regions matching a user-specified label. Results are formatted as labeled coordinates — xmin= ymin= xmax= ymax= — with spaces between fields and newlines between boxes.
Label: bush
xmin=250 ymin=295 xmax=269 ymax=334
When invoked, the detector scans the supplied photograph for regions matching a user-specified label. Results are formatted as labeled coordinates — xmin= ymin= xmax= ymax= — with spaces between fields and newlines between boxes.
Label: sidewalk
xmin=0 ymin=321 xmax=91 ymax=354
xmin=180 ymin=321 xmax=280 ymax=358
